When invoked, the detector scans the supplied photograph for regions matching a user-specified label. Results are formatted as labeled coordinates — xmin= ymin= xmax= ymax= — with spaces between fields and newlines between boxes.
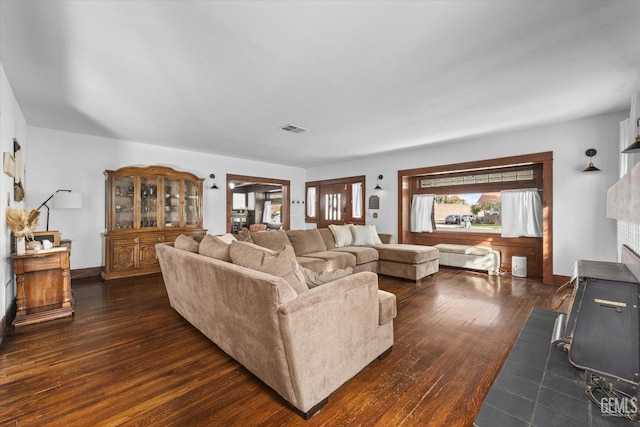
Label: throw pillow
xmin=351 ymin=224 xmax=384 ymax=246
xmin=250 ymin=229 xmax=292 ymax=251
xmin=286 ymin=229 xmax=327 ymax=255
xmin=174 ymin=234 xmax=200 ymax=253
xmin=199 ymin=234 xmax=233 ymax=262
xmin=217 ymin=233 xmax=237 ymax=244
xmin=329 ymin=224 xmax=354 ymax=248
xmin=236 ymin=228 xmax=253 ymax=243
xmin=301 ymin=267 xmax=353 ymax=288
xmin=229 ymin=241 xmax=308 ymax=294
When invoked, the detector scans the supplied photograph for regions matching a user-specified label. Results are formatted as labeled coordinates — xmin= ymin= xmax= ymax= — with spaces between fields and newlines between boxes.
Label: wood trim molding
xmin=1 ymin=298 xmax=17 ymax=345
xmin=71 ymin=267 xmax=102 ymax=280
xmin=226 ymin=174 xmax=291 ymax=232
xmin=397 ymin=151 xmax=554 ymax=284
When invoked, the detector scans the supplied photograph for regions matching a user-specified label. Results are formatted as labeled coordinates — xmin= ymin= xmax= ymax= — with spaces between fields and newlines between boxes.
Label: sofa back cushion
xmin=317 ymin=228 xmax=337 ymax=250
xmin=174 ymin=234 xmax=200 ymax=253
xmin=229 ymin=240 xmax=308 ymax=294
xmin=199 ymin=234 xmax=235 ymax=262
xmin=286 ymin=229 xmax=327 ymax=255
xmin=250 ymin=229 xmax=291 ymax=251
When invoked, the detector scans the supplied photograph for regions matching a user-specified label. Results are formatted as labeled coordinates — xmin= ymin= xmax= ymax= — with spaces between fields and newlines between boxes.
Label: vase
xmin=16 ymin=235 xmax=26 ymax=255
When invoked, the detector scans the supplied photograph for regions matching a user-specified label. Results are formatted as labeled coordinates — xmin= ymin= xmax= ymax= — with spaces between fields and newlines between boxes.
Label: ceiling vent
xmin=280 ymin=124 xmax=308 ymax=134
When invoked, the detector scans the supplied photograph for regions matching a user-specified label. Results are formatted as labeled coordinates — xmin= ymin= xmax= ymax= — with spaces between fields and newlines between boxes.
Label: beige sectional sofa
xmin=245 ymin=227 xmax=440 ymax=281
xmin=156 ymin=241 xmax=396 ymax=418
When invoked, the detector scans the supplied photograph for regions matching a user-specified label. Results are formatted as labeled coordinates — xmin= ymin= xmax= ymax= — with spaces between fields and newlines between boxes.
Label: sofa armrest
xmin=277 ymin=271 xmax=389 ymax=412
xmin=378 ymin=233 xmax=394 ymax=244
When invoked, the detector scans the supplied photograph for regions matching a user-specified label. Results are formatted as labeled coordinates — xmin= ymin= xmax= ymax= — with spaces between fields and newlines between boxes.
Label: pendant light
xmin=582 ymin=149 xmax=601 ymax=172
xmin=622 ymin=117 xmax=640 ymax=153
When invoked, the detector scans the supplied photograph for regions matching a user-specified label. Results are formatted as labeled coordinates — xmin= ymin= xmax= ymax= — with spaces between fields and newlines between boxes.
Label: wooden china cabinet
xmin=101 ymin=165 xmax=206 ymax=280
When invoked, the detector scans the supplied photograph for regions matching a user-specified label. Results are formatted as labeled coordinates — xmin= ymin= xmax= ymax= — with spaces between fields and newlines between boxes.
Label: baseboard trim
xmin=71 ymin=267 xmax=102 ymax=280
xmin=1 ymin=298 xmax=17 ymax=345
xmin=552 ymin=274 xmax=570 ymax=286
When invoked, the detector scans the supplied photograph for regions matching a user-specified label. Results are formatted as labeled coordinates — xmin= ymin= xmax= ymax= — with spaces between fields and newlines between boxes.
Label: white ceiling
xmin=1 ymin=1 xmax=639 ymax=168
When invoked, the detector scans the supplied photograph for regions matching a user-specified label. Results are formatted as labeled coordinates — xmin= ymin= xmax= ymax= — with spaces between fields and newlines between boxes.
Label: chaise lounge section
xmin=156 ymin=241 xmax=395 ymax=418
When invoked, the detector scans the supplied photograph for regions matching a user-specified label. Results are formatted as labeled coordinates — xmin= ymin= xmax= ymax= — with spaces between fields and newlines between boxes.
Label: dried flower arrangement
xmin=5 ymin=207 xmax=40 ymax=238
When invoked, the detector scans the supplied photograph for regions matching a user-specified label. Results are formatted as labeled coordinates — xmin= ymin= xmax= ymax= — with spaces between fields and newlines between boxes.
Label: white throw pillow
xmin=351 ymin=224 xmax=383 ymax=246
xmin=329 ymin=224 xmax=354 ymax=248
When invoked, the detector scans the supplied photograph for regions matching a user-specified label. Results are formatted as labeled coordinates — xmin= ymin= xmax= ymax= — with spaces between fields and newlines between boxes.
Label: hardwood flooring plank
xmin=0 ymin=268 xmax=560 ymax=426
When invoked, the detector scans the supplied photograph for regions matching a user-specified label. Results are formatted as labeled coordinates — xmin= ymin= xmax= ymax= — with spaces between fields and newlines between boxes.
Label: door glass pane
xmin=164 ymin=178 xmax=180 ymax=227
xmin=140 ymin=177 xmax=158 ymax=228
xmin=184 ymin=181 xmax=199 ymax=226
xmin=324 ymin=193 xmax=341 ymax=221
xmin=114 ymin=176 xmax=134 ymax=229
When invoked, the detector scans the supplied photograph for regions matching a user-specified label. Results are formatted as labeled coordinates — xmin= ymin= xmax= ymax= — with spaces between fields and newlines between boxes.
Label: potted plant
xmin=5 ymin=207 xmax=39 ymax=255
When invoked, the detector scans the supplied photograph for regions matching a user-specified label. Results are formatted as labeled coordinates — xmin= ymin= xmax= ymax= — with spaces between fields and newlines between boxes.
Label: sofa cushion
xmin=199 ymin=234 xmax=233 ymax=262
xmin=317 ymin=228 xmax=337 ymax=250
xmin=250 ymin=229 xmax=291 ymax=251
xmin=229 ymin=240 xmax=308 ymax=294
xmin=286 ymin=229 xmax=327 ymax=255
xmin=329 ymin=224 xmax=354 ymax=247
xmin=174 ymin=234 xmax=200 ymax=253
xmin=236 ymin=228 xmax=253 ymax=243
xmin=351 ymin=225 xmax=383 ymax=246
xmin=296 ymin=256 xmax=330 ymax=273
xmin=374 ymin=244 xmax=439 ymax=264
xmin=301 ymin=266 xmax=353 ymax=288
xmin=217 ymin=233 xmax=237 ymax=244
xmin=303 ymin=250 xmax=356 ymax=271
xmin=331 ymin=246 xmax=379 ymax=265
xmin=434 ymin=243 xmax=490 ymax=256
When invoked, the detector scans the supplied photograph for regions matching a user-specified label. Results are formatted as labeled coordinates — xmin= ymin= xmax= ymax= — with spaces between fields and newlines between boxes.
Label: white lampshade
xmin=53 ymin=191 xmax=84 ymax=209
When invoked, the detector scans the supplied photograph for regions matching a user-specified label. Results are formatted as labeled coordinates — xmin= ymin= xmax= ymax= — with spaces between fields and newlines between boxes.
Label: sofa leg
xmin=377 ymin=346 xmax=393 ymax=360
xmin=295 ymin=397 xmax=328 ymax=420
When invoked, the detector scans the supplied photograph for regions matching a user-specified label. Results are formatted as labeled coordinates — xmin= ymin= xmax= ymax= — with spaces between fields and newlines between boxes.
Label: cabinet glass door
xmin=184 ymin=180 xmax=200 ymax=226
xmin=140 ymin=176 xmax=158 ymax=229
xmin=164 ymin=178 xmax=181 ymax=228
xmin=114 ymin=176 xmax=135 ymax=229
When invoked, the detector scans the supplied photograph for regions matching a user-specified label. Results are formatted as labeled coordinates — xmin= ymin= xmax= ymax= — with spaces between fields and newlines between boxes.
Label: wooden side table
xmin=10 ymin=248 xmax=74 ymax=326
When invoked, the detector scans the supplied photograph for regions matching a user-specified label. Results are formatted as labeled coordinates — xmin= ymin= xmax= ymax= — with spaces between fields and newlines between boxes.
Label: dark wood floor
xmin=0 ymin=268 xmax=561 ymax=426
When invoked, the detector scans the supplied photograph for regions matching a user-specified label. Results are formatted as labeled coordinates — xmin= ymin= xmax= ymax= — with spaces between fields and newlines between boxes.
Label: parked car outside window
xmin=444 ymin=214 xmax=461 ymax=224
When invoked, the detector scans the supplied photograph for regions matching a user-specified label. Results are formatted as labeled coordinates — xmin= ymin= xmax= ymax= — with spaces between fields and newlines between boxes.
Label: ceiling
xmin=1 ymin=1 xmax=639 ymax=168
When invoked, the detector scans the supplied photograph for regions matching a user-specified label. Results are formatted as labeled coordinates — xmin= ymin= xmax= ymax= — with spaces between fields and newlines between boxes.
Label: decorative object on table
xmin=5 ymin=207 xmax=40 ymax=255
xmin=582 ymin=148 xmax=601 ymax=172
xmin=622 ymin=117 xmax=640 ymax=153
xmin=36 ymin=189 xmax=84 ymax=230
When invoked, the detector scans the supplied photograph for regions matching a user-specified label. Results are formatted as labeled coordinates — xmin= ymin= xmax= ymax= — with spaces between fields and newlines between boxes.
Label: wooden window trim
xmin=398 ymin=152 xmax=553 ymax=284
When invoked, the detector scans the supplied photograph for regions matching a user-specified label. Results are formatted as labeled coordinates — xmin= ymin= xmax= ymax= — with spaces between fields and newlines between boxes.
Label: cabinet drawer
xmin=22 ymin=254 xmax=65 ymax=273
xmin=110 ymin=236 xmax=138 ymax=245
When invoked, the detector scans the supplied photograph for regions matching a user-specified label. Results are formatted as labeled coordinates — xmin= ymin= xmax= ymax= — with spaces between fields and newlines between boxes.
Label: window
xmin=411 ymin=165 xmax=541 ymax=234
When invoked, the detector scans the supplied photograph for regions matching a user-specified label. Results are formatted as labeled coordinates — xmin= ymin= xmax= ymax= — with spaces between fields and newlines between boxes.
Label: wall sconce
xmin=209 ymin=174 xmax=218 ymax=189
xmin=37 ymin=189 xmax=84 ymax=230
xmin=622 ymin=117 xmax=640 ymax=153
xmin=374 ymin=175 xmax=383 ymax=190
xmin=582 ymin=149 xmax=601 ymax=172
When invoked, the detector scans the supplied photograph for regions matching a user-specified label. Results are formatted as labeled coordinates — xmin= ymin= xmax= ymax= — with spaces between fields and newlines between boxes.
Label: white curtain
xmin=352 ymin=183 xmax=363 ymax=218
xmin=501 ymin=189 xmax=543 ymax=238
xmin=262 ymin=200 xmax=272 ymax=223
xmin=410 ymin=194 xmax=434 ymax=232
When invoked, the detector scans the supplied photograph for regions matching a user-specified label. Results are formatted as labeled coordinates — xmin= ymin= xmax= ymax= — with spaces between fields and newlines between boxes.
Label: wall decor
xmin=13 ymin=138 xmax=24 ymax=201
xmin=3 ymin=152 xmax=15 ymax=177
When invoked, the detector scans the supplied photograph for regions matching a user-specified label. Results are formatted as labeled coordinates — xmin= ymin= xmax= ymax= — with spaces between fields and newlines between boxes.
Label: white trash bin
xmin=512 ymin=256 xmax=527 ymax=277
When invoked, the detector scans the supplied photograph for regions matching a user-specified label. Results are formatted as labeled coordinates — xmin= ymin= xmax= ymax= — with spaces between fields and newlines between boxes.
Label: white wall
xmin=1 ymin=64 xmax=28 ymax=316
xmin=26 ymin=127 xmax=307 ymax=270
xmin=307 ymin=111 xmax=627 ymax=277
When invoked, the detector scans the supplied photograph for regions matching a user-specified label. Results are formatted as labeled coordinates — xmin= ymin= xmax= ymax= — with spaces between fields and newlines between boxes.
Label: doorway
xmin=226 ymin=174 xmax=290 ymax=233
